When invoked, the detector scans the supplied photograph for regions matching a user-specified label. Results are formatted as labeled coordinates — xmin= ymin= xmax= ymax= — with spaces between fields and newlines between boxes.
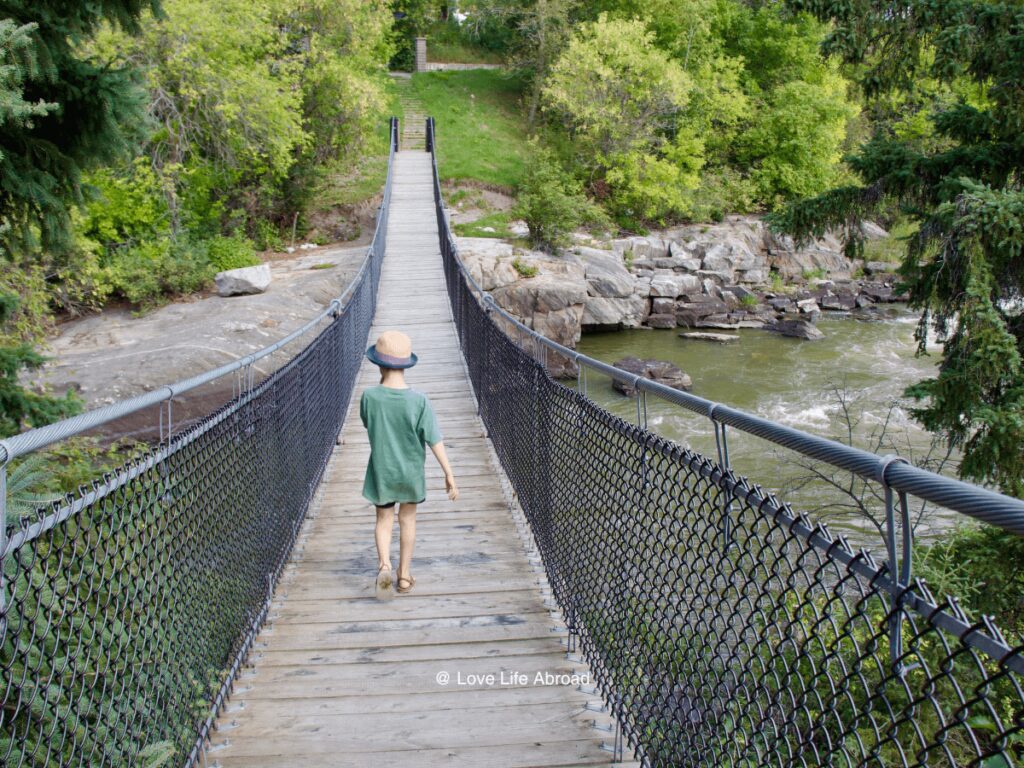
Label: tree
xmin=568 ymin=0 xmax=854 ymax=212
xmin=0 ymin=292 xmax=79 ymax=437
xmin=515 ymin=142 xmax=607 ymax=251
xmin=284 ymin=0 xmax=393 ymax=165
xmin=542 ymin=14 xmax=703 ymax=223
xmin=770 ymin=0 xmax=1024 ymax=496
xmin=0 ymin=0 xmax=158 ymax=257
xmin=389 ymin=0 xmax=437 ymax=70
xmin=465 ymin=0 xmax=579 ymax=124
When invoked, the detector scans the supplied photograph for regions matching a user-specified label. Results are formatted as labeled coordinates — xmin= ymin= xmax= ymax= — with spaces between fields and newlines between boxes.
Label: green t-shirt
xmin=359 ymin=385 xmax=443 ymax=506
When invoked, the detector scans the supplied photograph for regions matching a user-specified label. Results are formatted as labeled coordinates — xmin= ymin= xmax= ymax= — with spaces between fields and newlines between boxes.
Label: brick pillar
xmin=415 ymin=36 xmax=427 ymax=72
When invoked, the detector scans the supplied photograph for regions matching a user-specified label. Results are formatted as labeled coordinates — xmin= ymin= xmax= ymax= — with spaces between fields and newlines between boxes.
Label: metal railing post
xmin=879 ymin=455 xmax=912 ymax=674
xmin=712 ymin=413 xmax=734 ymax=553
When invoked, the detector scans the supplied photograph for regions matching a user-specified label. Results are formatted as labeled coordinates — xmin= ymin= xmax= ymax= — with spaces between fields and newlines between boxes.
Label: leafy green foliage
xmin=771 ymin=0 xmax=1024 ymax=495
xmin=0 ymin=1 xmax=157 ymax=256
xmin=739 ymin=78 xmax=855 ymax=204
xmin=205 ymin=233 xmax=259 ymax=272
xmin=543 ymin=15 xmax=703 ymax=224
xmin=0 ymin=293 xmax=79 ymax=438
xmin=514 ymin=144 xmax=608 ymax=251
xmin=917 ymin=522 xmax=1024 ymax=634
xmin=389 ymin=0 xmax=436 ymax=70
xmin=511 ymin=256 xmax=538 ymax=277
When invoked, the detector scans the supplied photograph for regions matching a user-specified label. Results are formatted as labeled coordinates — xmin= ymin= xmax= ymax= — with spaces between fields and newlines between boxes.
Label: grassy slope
xmin=408 ymin=70 xmax=530 ymax=190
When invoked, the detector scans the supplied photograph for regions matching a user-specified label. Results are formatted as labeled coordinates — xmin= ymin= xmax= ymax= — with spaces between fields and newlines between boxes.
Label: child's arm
xmin=429 ymin=441 xmax=459 ymax=501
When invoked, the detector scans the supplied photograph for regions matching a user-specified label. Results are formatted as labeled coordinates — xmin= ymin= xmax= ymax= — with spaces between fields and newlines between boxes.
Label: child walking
xmin=360 ymin=330 xmax=458 ymax=595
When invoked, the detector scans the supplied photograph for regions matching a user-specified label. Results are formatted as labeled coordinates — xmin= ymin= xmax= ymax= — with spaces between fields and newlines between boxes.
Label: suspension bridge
xmin=2 ymin=119 xmax=1024 ymax=768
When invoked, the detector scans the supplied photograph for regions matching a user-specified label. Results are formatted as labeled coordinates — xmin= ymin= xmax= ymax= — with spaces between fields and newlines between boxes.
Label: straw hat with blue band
xmin=366 ymin=329 xmax=418 ymax=369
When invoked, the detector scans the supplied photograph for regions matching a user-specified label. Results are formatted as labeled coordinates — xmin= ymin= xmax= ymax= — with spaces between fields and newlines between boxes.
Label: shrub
xmin=916 ymin=522 xmax=1024 ymax=634
xmin=515 ymin=145 xmax=608 ymax=251
xmin=206 ymin=232 xmax=260 ymax=272
xmin=253 ymin=220 xmax=284 ymax=251
xmin=511 ymin=256 xmax=538 ymax=278
xmin=604 ymin=135 xmax=702 ymax=225
xmin=106 ymin=239 xmax=214 ymax=308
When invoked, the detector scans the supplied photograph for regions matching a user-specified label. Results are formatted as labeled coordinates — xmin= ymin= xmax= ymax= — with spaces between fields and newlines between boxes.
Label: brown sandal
xmin=396 ymin=574 xmax=416 ymax=594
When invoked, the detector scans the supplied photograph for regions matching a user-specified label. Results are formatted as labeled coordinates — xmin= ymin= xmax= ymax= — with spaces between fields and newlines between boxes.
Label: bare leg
xmin=397 ymin=502 xmax=417 ymax=583
xmin=375 ymin=505 xmax=395 ymax=570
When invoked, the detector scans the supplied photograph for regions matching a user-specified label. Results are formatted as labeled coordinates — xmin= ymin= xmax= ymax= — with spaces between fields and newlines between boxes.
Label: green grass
xmin=408 ymin=70 xmax=530 ymax=190
xmin=427 ymin=39 xmax=504 ymax=65
xmin=453 ymin=210 xmax=513 ymax=238
xmin=424 ymin=21 xmax=505 ymax=65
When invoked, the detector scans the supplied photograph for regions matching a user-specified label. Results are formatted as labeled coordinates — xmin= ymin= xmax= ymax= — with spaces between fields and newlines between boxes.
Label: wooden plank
xmin=215 ymin=740 xmax=612 ymax=768
xmin=251 ymin=637 xmax=570 ymax=668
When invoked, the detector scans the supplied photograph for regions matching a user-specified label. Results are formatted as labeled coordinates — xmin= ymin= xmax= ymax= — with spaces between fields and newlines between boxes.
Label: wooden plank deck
xmin=209 ymin=152 xmax=621 ymax=767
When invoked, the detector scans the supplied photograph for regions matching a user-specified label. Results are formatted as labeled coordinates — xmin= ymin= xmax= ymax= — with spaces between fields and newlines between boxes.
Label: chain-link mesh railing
xmin=0 ymin=121 xmax=397 ymax=768
xmin=427 ymin=119 xmax=1024 ymax=768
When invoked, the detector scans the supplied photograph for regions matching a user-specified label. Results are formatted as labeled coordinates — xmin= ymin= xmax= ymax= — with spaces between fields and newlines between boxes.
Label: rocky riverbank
xmin=458 ymin=215 xmax=903 ymax=375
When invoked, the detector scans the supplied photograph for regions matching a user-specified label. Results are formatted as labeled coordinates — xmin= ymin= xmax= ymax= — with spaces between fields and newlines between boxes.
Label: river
xmin=573 ymin=305 xmax=957 ymax=548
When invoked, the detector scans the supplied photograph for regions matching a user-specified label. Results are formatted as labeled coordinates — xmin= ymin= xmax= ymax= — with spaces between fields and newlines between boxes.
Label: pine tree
xmin=0 ymin=292 xmax=79 ymax=437
xmin=0 ymin=0 xmax=160 ymax=256
xmin=769 ymin=0 xmax=1024 ymax=496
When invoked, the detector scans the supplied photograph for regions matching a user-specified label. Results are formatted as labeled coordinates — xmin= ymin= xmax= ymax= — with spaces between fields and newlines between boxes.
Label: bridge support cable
xmin=427 ymin=117 xmax=1024 ymax=768
xmin=0 ymin=121 xmax=398 ymax=767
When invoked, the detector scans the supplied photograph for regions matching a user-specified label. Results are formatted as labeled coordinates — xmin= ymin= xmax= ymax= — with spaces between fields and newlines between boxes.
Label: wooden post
xmin=415 ymin=36 xmax=427 ymax=72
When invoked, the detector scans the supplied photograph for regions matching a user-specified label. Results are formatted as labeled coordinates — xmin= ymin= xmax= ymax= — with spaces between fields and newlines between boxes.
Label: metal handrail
xmin=0 ymin=119 xmax=400 ymax=468
xmin=425 ymin=116 xmax=1024 ymax=537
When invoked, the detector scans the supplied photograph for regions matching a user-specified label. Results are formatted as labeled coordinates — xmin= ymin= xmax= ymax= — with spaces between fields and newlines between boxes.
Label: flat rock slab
xmin=210 ymin=151 xmax=612 ymax=768
xmin=28 ymin=245 xmax=367 ymax=440
xmin=679 ymin=332 xmax=739 ymax=344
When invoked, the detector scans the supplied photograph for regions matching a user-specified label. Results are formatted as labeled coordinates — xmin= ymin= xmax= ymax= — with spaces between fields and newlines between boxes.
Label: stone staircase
xmin=390 ymin=74 xmax=428 ymax=151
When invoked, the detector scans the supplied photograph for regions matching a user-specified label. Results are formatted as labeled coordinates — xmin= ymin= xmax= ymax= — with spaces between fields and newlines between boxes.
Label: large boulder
xmin=611 ymin=356 xmax=693 ymax=396
xmin=646 ymin=313 xmax=677 ymax=329
xmin=215 ymin=264 xmax=272 ymax=296
xmin=611 ymin=236 xmax=670 ymax=260
xmin=574 ymin=246 xmax=635 ymax=298
xmin=456 ymin=239 xmax=521 ymax=291
xmin=767 ymin=319 xmax=824 ymax=340
xmin=675 ymin=296 xmax=728 ymax=327
xmin=458 ymin=238 xmax=589 ymax=377
xmin=650 ymin=271 xmax=701 ymax=298
xmin=582 ymin=295 xmax=646 ymax=327
xmin=763 ymin=229 xmax=854 ymax=281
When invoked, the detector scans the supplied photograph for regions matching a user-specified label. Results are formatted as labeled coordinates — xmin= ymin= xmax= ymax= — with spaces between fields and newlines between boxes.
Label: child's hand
xmin=445 ymin=473 xmax=459 ymax=501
